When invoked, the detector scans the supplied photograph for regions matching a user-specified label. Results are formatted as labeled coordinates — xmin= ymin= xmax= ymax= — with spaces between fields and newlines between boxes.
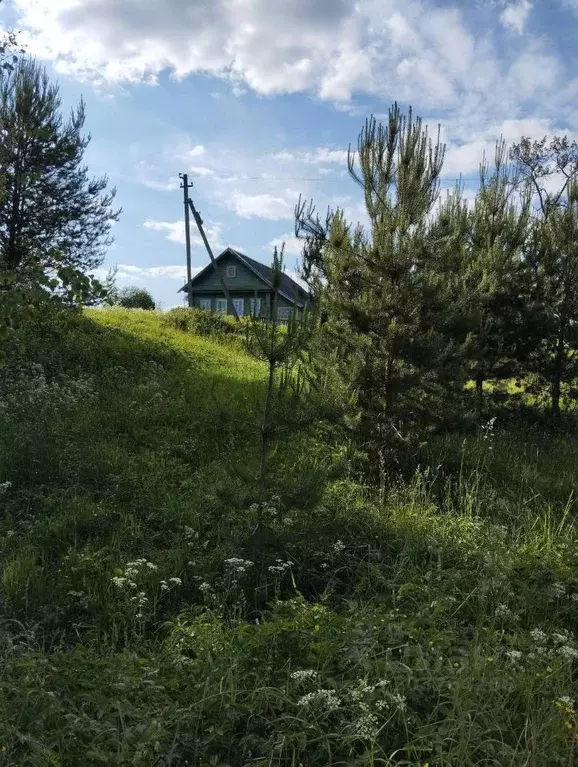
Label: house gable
xmin=180 ymin=247 xmax=309 ymax=307
xmin=181 ymin=248 xmax=271 ymax=295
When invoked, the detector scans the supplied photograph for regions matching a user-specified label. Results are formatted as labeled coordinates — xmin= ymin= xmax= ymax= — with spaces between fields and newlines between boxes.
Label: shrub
xmin=163 ymin=307 xmax=244 ymax=336
xmin=116 ymin=287 xmax=156 ymax=310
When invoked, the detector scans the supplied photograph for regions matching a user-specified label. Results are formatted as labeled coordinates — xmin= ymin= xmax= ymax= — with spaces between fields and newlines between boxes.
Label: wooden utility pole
xmin=179 ymin=173 xmax=193 ymax=308
xmin=179 ymin=173 xmax=239 ymax=321
xmin=187 ymin=197 xmax=238 ymax=321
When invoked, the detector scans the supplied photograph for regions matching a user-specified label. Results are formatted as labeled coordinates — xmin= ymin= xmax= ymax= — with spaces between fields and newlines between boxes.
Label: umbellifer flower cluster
xmin=297 ymin=689 xmax=341 ymax=712
xmin=224 ymin=558 xmax=254 ymax=574
xmin=290 ymin=669 xmax=317 ymax=683
xmin=268 ymin=559 xmax=293 ymax=575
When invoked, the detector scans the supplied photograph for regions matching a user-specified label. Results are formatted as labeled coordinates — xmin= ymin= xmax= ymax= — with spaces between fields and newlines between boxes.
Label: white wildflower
xmin=557 ymin=696 xmax=575 ymax=708
xmin=199 ymin=582 xmax=212 ymax=593
xmin=169 ymin=577 xmax=182 ymax=585
xmin=333 ymin=540 xmax=346 ymax=554
xmin=160 ymin=580 xmax=168 ymax=592
xmin=392 ymin=693 xmax=406 ymax=712
xmin=495 ymin=604 xmax=511 ymax=619
xmin=530 ymin=628 xmax=547 ymax=643
xmin=225 ymin=558 xmax=254 ymax=574
xmin=354 ymin=712 xmax=379 ymax=740
xmin=268 ymin=559 xmax=293 ymax=575
xmin=506 ymin=650 xmax=522 ymax=661
xmin=559 ymin=645 xmax=578 ymax=660
xmin=112 ymin=576 xmax=127 ymax=588
xmin=290 ymin=670 xmax=317 ymax=682
xmin=571 ymin=593 xmax=578 ymax=603
xmin=297 ymin=689 xmax=341 ymax=712
xmin=146 ymin=562 xmax=158 ymax=570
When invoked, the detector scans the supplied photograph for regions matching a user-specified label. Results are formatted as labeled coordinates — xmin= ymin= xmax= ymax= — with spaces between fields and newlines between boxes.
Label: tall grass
xmin=0 ymin=307 xmax=576 ymax=765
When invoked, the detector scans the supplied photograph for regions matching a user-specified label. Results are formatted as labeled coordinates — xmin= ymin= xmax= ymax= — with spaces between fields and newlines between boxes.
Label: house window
xmin=216 ymin=298 xmax=227 ymax=313
xmin=278 ymin=306 xmax=292 ymax=321
xmin=249 ymin=298 xmax=262 ymax=316
xmin=200 ymin=298 xmax=211 ymax=311
xmin=232 ymin=297 xmax=244 ymax=317
xmin=226 ymin=265 xmax=237 ymax=278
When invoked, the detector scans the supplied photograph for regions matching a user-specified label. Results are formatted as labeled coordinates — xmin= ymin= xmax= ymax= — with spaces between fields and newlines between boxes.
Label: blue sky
xmin=1 ymin=0 xmax=577 ymax=307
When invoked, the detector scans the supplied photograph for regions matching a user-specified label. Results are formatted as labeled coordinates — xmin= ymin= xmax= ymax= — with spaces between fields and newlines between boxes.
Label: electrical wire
xmin=187 ymin=172 xmax=483 ymax=184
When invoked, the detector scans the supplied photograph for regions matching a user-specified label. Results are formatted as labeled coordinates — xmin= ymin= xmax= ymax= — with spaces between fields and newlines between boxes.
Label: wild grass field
xmin=0 ymin=307 xmax=577 ymax=766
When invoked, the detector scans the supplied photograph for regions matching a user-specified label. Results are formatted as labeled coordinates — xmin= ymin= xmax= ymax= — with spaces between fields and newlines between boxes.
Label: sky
xmin=0 ymin=0 xmax=577 ymax=308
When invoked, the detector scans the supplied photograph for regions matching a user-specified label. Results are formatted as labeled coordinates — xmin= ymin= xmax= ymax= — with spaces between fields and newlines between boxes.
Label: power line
xmin=187 ymin=172 xmax=484 ymax=184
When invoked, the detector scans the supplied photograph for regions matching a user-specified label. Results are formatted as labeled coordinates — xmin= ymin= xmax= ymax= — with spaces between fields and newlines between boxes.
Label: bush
xmin=163 ymin=307 xmax=246 ymax=336
xmin=116 ymin=287 xmax=156 ymax=310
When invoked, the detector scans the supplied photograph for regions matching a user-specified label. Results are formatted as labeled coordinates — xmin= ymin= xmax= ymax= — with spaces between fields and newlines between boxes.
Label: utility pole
xmin=179 ymin=173 xmax=193 ymax=308
xmin=187 ymin=197 xmax=238 ymax=321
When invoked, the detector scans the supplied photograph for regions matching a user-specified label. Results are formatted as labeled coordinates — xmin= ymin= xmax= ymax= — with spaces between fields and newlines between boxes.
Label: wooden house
xmin=179 ymin=247 xmax=310 ymax=319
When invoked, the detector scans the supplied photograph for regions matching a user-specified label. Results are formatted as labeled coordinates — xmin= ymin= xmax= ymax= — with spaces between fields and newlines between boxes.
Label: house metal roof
xmin=179 ymin=247 xmax=310 ymax=307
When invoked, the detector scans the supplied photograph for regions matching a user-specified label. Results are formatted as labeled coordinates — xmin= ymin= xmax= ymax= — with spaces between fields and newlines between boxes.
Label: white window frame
xmin=226 ymin=265 xmax=237 ymax=278
xmin=199 ymin=297 xmax=212 ymax=311
xmin=216 ymin=297 xmax=227 ymax=313
xmin=232 ymin=297 xmax=244 ymax=317
xmin=249 ymin=297 xmax=262 ymax=316
xmin=278 ymin=306 xmax=292 ymax=321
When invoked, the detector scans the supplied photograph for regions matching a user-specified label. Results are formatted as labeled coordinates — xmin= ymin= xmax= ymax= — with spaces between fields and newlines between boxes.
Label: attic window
xmin=226 ymin=265 xmax=237 ymax=278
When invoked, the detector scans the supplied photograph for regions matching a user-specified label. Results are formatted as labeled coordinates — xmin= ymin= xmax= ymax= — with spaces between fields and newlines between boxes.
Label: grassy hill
xmin=0 ymin=308 xmax=577 ymax=766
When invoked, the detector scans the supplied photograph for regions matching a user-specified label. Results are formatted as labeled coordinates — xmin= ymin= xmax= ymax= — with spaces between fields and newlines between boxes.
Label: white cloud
xmin=285 ymin=269 xmax=309 ymax=293
xmin=187 ymin=144 xmax=205 ymax=158
xmin=135 ymin=162 xmax=180 ymax=192
xmin=267 ymin=233 xmax=302 ymax=256
xmin=229 ymin=191 xmax=295 ymax=220
xmin=144 ymin=219 xmax=187 ymax=245
xmin=97 ymin=263 xmax=200 ymax=286
xmin=270 ymin=147 xmax=349 ymax=165
xmin=116 ymin=263 xmax=193 ymax=281
xmin=500 ymin=0 xmax=532 ymax=34
xmin=442 ymin=117 xmax=565 ymax=178
xmin=7 ymin=0 xmax=561 ymax=116
xmin=144 ymin=219 xmax=223 ymax=248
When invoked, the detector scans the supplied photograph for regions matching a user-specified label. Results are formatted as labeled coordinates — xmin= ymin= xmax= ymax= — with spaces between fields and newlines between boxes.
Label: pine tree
xmin=461 ymin=138 xmax=531 ymax=421
xmin=511 ymin=135 xmax=578 ymax=416
xmin=0 ymin=59 xmax=120 ymax=292
xmin=525 ymin=184 xmax=578 ymax=416
xmin=244 ymin=245 xmax=318 ymax=525
xmin=296 ymin=104 xmax=463 ymax=482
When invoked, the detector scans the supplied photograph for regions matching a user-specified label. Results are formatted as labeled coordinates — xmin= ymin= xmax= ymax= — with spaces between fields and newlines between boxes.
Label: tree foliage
xmin=0 ymin=59 xmax=120 ymax=275
xmin=117 ymin=286 xmax=156 ymax=310
xmin=296 ymin=104 xmax=466 ymax=480
xmin=511 ymin=136 xmax=578 ymax=414
xmin=294 ymin=106 xmax=578 ymax=472
xmin=0 ymin=58 xmax=119 ymax=347
xmin=461 ymin=138 xmax=532 ymax=419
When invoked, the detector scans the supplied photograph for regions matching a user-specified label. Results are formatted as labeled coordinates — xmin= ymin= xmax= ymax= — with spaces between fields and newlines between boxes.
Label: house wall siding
xmin=185 ymin=252 xmax=305 ymax=318
xmin=192 ymin=253 xmax=267 ymax=293
xmin=191 ymin=292 xmax=299 ymax=318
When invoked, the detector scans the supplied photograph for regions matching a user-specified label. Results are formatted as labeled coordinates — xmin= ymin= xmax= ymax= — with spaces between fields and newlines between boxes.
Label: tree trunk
xmin=475 ymin=369 xmax=484 ymax=424
xmin=550 ymin=331 xmax=565 ymax=418
xmin=257 ymin=359 xmax=276 ymax=528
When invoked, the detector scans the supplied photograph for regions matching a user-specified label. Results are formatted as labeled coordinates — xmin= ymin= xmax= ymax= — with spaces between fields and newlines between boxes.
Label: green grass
xmin=0 ymin=307 xmax=577 ymax=766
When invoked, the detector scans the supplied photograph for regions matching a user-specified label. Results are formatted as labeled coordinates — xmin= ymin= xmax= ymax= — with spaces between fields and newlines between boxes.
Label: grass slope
xmin=0 ymin=307 xmax=577 ymax=766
